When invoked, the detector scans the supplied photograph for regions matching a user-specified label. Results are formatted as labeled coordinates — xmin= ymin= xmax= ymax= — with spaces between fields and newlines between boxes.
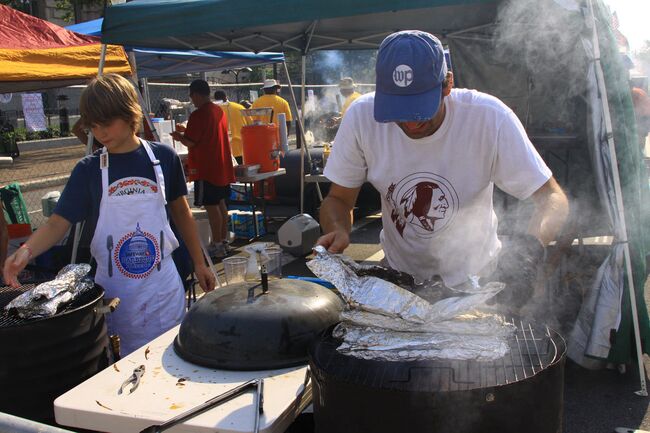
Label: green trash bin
xmin=1 ymin=182 xmax=31 ymax=226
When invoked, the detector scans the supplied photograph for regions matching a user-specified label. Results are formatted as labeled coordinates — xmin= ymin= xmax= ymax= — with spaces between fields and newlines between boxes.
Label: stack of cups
xmin=223 ymin=257 xmax=248 ymax=285
xmin=264 ymin=246 xmax=282 ymax=280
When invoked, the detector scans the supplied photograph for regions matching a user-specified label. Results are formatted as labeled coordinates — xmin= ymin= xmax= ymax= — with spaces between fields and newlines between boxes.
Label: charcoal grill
xmin=0 ymin=282 xmax=109 ymax=422
xmin=0 ymin=282 xmax=102 ymax=326
xmin=310 ymin=319 xmax=566 ymax=433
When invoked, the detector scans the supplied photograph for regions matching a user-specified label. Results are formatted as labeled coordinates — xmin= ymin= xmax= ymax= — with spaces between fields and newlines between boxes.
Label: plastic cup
xmin=264 ymin=247 xmax=282 ymax=280
xmin=223 ymin=257 xmax=248 ymax=285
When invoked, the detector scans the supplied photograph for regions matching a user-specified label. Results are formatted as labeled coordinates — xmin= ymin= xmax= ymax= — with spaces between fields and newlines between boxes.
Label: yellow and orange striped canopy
xmin=0 ymin=5 xmax=131 ymax=93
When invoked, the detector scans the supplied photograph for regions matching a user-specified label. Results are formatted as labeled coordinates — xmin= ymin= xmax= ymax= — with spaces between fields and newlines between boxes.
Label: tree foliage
xmin=0 ymin=0 xmax=103 ymax=22
xmin=0 ymin=0 xmax=32 ymax=14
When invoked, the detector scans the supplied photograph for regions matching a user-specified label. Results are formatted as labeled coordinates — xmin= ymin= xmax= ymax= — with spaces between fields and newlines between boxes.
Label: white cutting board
xmin=54 ymin=326 xmax=312 ymax=433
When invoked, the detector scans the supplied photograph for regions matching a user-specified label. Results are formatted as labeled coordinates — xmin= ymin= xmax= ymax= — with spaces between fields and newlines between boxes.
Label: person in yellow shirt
xmin=251 ymin=79 xmax=293 ymax=133
xmin=214 ymin=89 xmax=249 ymax=164
xmin=339 ymin=77 xmax=361 ymax=117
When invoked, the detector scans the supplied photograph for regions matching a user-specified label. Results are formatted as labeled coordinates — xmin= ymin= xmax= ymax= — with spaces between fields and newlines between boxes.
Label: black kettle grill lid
xmin=174 ymin=279 xmax=343 ymax=371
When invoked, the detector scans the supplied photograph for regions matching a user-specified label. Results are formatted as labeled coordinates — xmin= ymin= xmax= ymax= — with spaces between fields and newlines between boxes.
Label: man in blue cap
xmin=317 ymin=30 xmax=569 ymax=306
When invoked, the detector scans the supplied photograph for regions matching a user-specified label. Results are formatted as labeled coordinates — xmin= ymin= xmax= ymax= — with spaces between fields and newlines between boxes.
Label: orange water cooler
xmin=241 ymin=108 xmax=281 ymax=200
xmin=241 ymin=123 xmax=280 ymax=172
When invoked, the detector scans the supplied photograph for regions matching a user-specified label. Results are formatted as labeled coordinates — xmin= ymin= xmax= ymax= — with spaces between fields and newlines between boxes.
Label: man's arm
xmin=171 ymin=131 xmax=198 ymax=149
xmin=168 ymin=196 xmax=216 ymax=292
xmin=527 ymin=177 xmax=569 ymax=246
xmin=316 ymin=183 xmax=361 ymax=253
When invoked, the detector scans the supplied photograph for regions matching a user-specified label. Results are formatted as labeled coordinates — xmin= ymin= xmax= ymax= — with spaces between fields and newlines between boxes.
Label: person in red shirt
xmin=172 ymin=80 xmax=235 ymax=258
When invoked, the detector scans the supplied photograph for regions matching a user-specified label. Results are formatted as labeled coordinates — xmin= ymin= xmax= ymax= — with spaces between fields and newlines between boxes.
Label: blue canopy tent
xmin=66 ymin=18 xmax=284 ymax=79
xmin=98 ymin=0 xmax=650 ymax=398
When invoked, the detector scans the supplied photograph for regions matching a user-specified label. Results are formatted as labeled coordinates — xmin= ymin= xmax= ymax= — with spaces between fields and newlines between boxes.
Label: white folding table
xmin=54 ymin=326 xmax=311 ymax=433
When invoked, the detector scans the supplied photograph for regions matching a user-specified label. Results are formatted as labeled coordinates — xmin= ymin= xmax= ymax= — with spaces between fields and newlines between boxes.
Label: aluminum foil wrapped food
xmin=5 ymin=264 xmax=94 ymax=319
xmin=308 ymin=246 xmax=515 ymax=361
xmin=333 ymin=323 xmax=511 ymax=361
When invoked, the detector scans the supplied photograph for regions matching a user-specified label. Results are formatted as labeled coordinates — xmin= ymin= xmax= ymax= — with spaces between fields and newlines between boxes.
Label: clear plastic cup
xmin=264 ymin=247 xmax=282 ymax=280
xmin=223 ymin=256 xmax=248 ymax=285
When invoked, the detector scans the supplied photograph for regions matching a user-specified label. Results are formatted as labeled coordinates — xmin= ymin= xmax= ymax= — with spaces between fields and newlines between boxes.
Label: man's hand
xmin=493 ymin=233 xmax=545 ymax=308
xmin=174 ymin=124 xmax=186 ymax=132
xmin=316 ymin=229 xmax=350 ymax=254
xmin=3 ymin=246 xmax=31 ymax=288
xmin=170 ymin=131 xmax=183 ymax=141
xmin=194 ymin=263 xmax=216 ymax=293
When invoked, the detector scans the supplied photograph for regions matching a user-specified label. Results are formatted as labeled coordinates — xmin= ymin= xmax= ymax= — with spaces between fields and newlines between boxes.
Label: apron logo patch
xmin=114 ymin=223 xmax=160 ymax=279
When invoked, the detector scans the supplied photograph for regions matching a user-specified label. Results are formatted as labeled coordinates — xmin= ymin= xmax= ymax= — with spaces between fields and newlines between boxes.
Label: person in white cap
xmin=317 ymin=30 xmax=569 ymax=309
xmin=339 ymin=77 xmax=361 ymax=118
xmin=251 ymin=79 xmax=293 ymax=133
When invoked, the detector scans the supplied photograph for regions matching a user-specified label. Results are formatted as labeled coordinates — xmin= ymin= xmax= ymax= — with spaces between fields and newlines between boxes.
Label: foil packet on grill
xmin=308 ymin=247 xmax=514 ymax=361
xmin=308 ymin=246 xmax=504 ymax=323
xmin=333 ymin=323 xmax=511 ymax=362
xmin=5 ymin=264 xmax=94 ymax=319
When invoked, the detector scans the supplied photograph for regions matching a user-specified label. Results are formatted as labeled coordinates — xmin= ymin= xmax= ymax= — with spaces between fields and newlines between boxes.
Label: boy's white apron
xmin=90 ymin=140 xmax=184 ymax=356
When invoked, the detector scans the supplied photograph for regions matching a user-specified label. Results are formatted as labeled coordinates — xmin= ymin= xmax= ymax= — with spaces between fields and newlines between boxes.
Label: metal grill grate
xmin=0 ymin=284 xmax=38 ymax=327
xmin=0 ymin=283 xmax=102 ymax=328
xmin=387 ymin=319 xmax=562 ymax=392
xmin=442 ymin=319 xmax=560 ymax=391
xmin=500 ymin=319 xmax=556 ymax=384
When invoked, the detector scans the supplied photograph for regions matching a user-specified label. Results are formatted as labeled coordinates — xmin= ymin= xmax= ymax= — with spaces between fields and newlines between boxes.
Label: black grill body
xmin=0 ymin=283 xmax=109 ymax=422
xmin=309 ymin=322 xmax=566 ymax=433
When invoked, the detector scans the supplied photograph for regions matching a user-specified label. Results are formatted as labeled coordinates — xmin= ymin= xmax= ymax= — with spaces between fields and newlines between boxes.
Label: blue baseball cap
xmin=374 ymin=31 xmax=448 ymax=123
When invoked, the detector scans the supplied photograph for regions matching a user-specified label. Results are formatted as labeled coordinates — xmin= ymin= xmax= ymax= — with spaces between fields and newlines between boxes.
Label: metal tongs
xmin=119 ymin=365 xmax=145 ymax=394
xmin=139 ymin=378 xmax=264 ymax=433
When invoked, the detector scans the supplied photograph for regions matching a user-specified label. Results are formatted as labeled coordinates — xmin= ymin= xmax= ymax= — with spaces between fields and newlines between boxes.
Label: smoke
xmin=476 ymin=0 xmax=604 ymax=333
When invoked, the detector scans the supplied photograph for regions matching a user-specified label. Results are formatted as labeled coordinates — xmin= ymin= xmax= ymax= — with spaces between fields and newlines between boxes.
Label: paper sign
xmin=21 ymin=93 xmax=47 ymax=132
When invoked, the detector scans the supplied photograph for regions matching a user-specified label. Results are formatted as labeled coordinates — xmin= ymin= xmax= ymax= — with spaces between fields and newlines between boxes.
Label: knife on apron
xmin=107 ymin=235 xmax=113 ymax=277
xmin=158 ymin=230 xmax=164 ymax=271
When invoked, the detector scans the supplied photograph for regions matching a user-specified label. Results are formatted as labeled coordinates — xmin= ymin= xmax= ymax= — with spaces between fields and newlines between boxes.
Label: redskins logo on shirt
xmin=385 ymin=172 xmax=458 ymax=238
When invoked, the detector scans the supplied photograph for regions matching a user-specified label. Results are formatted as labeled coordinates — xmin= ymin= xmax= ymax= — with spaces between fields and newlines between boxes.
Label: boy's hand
xmin=3 ymin=247 xmax=30 ymax=288
xmin=174 ymin=124 xmax=186 ymax=132
xmin=170 ymin=131 xmax=183 ymax=141
xmin=195 ymin=263 xmax=216 ymax=292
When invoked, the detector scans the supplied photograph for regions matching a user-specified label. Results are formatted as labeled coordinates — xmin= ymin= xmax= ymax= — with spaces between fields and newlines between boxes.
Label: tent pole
xmin=71 ymin=43 xmax=108 ymax=264
xmin=300 ymin=55 xmax=306 ymax=214
xmin=142 ymin=78 xmax=152 ymax=114
xmin=281 ymin=61 xmax=321 ymax=215
xmin=301 ymin=55 xmax=306 ymax=124
xmin=301 ymin=54 xmax=323 ymax=204
xmin=587 ymin=0 xmax=647 ymax=397
xmin=128 ymin=51 xmax=159 ymax=142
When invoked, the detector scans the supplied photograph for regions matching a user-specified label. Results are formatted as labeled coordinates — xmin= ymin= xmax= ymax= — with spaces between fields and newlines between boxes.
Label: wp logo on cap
xmin=393 ymin=65 xmax=414 ymax=87
xmin=375 ymin=30 xmax=448 ymax=123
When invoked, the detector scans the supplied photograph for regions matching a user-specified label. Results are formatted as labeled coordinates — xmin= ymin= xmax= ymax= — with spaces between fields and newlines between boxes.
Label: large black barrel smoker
xmin=175 ymin=277 xmax=343 ymax=370
xmin=0 ymin=279 xmax=110 ymax=422
xmin=309 ymin=320 xmax=566 ymax=433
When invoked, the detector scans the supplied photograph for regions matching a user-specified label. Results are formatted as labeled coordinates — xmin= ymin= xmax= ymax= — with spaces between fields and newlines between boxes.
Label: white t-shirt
xmin=324 ymin=89 xmax=552 ymax=287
